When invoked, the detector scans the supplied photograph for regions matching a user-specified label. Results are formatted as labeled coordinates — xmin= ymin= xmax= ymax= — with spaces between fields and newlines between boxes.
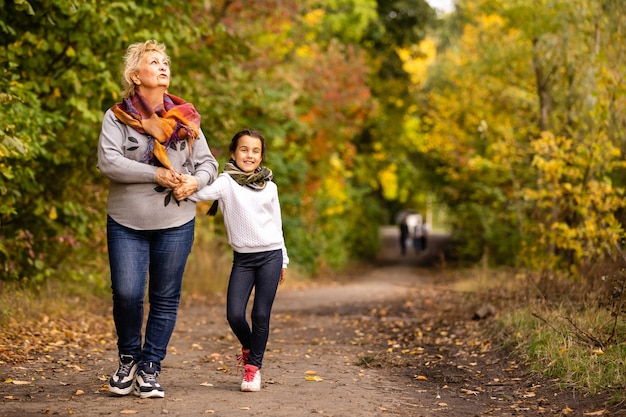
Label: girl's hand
xmin=173 ymin=175 xmax=198 ymax=201
xmin=279 ymin=268 xmax=286 ymax=285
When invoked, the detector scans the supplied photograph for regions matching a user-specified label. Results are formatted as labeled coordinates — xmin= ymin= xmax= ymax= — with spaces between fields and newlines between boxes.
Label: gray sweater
xmin=97 ymin=108 xmax=219 ymax=230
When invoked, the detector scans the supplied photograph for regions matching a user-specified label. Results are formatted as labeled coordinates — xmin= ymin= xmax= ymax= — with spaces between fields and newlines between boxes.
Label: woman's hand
xmin=279 ymin=268 xmax=286 ymax=285
xmin=156 ymin=167 xmax=180 ymax=188
xmin=172 ymin=175 xmax=198 ymax=201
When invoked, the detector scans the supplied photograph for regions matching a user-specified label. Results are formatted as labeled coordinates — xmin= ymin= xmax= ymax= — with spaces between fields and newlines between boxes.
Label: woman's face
xmin=133 ymin=51 xmax=170 ymax=92
xmin=231 ymin=135 xmax=263 ymax=173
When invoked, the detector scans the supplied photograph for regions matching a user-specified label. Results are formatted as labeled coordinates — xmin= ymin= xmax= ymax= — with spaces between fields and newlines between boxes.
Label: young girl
xmin=184 ymin=129 xmax=288 ymax=392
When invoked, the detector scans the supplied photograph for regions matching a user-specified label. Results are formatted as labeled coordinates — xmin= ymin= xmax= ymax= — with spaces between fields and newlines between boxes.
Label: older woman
xmin=97 ymin=40 xmax=218 ymax=399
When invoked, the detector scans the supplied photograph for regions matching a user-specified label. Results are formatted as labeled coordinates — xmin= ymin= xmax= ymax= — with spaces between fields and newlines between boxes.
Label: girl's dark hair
xmin=229 ymin=129 xmax=265 ymax=156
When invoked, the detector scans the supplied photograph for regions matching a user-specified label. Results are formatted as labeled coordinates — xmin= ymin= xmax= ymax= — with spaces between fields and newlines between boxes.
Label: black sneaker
xmin=134 ymin=363 xmax=165 ymax=398
xmin=108 ymin=354 xmax=138 ymax=396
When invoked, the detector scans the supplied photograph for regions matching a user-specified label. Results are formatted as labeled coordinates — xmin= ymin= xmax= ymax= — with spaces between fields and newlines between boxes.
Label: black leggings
xmin=226 ymin=249 xmax=283 ymax=369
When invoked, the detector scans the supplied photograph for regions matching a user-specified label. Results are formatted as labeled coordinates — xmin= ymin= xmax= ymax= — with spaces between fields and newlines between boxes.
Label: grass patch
xmin=449 ymin=267 xmax=626 ymax=405
xmin=498 ymin=301 xmax=626 ymax=399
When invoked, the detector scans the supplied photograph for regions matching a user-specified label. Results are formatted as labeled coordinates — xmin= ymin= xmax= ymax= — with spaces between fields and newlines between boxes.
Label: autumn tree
xmin=411 ymin=0 xmax=626 ymax=279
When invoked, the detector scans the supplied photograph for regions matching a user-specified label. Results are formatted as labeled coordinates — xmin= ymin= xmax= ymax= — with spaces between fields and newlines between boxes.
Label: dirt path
xmin=0 ymin=227 xmax=620 ymax=416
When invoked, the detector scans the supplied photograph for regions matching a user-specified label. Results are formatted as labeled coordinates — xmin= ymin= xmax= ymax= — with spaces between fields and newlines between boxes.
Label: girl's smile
xmin=231 ymin=135 xmax=263 ymax=173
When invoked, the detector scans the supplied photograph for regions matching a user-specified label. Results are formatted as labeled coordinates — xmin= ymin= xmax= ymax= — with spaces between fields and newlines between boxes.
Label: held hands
xmin=172 ymin=173 xmax=198 ymax=201
xmin=156 ymin=168 xmax=198 ymax=201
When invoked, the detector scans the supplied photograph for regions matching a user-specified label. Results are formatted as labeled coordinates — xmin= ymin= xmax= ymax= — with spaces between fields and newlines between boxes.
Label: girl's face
xmin=133 ymin=51 xmax=170 ymax=92
xmin=231 ymin=135 xmax=263 ymax=173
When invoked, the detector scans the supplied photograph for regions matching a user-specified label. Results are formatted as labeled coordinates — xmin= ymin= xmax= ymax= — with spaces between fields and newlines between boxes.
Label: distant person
xmin=420 ymin=220 xmax=428 ymax=251
xmin=98 ymin=40 xmax=218 ymax=398
xmin=397 ymin=212 xmax=410 ymax=255
xmin=180 ymin=129 xmax=288 ymax=392
xmin=405 ymin=213 xmax=422 ymax=253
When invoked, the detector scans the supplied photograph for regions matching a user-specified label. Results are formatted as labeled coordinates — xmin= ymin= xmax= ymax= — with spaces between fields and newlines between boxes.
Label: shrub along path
xmin=0 ymin=228 xmax=621 ymax=416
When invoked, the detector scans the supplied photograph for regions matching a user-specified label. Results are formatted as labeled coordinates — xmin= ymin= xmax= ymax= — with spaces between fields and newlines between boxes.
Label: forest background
xmin=2 ymin=0 xmax=626 ymax=401
xmin=5 ymin=0 xmax=626 ymax=285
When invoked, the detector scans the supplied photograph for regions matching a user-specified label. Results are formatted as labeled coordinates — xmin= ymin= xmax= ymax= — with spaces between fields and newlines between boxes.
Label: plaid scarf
xmin=112 ymin=92 xmax=200 ymax=169
xmin=207 ymin=159 xmax=274 ymax=216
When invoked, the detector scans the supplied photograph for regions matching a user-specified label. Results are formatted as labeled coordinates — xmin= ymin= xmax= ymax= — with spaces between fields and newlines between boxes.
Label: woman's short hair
xmin=121 ymin=40 xmax=169 ymax=98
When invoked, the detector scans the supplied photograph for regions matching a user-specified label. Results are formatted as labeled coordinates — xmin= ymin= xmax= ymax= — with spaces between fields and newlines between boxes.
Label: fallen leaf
xmin=120 ymin=410 xmax=138 ymax=415
xmin=304 ymin=370 xmax=317 ymax=375
xmin=10 ymin=380 xmax=31 ymax=385
xmin=240 ymin=407 xmax=250 ymax=410
xmin=562 ymin=406 xmax=575 ymax=415
xmin=415 ymin=375 xmax=428 ymax=381
xmin=584 ymin=410 xmax=607 ymax=416
xmin=204 ymin=411 xmax=215 ymax=414
xmin=305 ymin=375 xmax=324 ymax=382
xmin=74 ymin=390 xmax=85 ymax=395
xmin=200 ymin=382 xmax=214 ymax=387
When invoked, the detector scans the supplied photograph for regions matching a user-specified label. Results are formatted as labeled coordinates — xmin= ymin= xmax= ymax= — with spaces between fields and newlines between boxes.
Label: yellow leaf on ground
xmin=304 ymin=370 xmax=317 ymax=375
xmin=11 ymin=380 xmax=31 ymax=385
xmin=584 ymin=410 xmax=607 ymax=416
xmin=562 ymin=406 xmax=575 ymax=415
xmin=305 ymin=375 xmax=324 ymax=382
xmin=120 ymin=410 xmax=138 ymax=414
xmin=415 ymin=375 xmax=428 ymax=381
xmin=461 ymin=388 xmax=479 ymax=395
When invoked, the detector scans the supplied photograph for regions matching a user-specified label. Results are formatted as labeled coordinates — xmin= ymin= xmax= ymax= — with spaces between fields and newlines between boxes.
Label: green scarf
xmin=207 ymin=159 xmax=274 ymax=216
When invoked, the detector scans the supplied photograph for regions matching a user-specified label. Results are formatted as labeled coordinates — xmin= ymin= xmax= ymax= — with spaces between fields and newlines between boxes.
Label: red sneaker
xmin=240 ymin=364 xmax=261 ymax=392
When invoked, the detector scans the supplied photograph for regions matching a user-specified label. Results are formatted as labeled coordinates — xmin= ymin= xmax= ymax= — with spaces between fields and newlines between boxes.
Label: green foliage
xmin=0 ymin=0 xmax=206 ymax=281
xmin=2 ymin=0 xmax=435 ymax=282
xmin=308 ymin=0 xmax=379 ymax=43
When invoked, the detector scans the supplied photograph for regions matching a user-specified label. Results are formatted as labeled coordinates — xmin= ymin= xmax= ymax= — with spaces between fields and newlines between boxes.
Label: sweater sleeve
xmin=188 ymin=174 xmax=229 ymax=202
xmin=188 ymin=129 xmax=219 ymax=189
xmin=97 ymin=109 xmax=157 ymax=183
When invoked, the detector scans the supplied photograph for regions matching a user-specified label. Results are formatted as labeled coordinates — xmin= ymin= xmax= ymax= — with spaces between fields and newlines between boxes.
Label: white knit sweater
xmin=190 ymin=173 xmax=289 ymax=268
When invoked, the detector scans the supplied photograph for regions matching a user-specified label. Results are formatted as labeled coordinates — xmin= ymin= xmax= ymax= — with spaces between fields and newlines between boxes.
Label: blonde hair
xmin=121 ymin=40 xmax=169 ymax=98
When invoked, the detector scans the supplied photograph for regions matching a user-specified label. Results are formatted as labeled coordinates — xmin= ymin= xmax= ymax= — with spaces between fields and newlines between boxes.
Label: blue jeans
xmin=107 ymin=216 xmax=194 ymax=372
xmin=226 ymin=249 xmax=283 ymax=369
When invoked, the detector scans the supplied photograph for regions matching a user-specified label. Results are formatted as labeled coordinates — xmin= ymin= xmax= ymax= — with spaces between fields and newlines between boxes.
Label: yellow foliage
xmin=397 ymin=38 xmax=437 ymax=87
xmin=378 ymin=163 xmax=399 ymax=200
xmin=303 ymin=8 xmax=324 ymax=26
xmin=320 ymin=155 xmax=348 ymax=216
